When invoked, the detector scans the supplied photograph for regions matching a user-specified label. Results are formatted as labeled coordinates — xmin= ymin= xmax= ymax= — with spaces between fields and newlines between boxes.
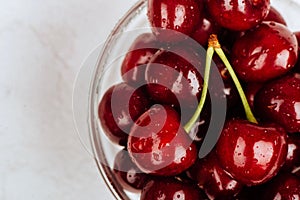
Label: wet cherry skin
xmin=113 ymin=149 xmax=150 ymax=191
xmin=127 ymin=104 xmax=198 ymax=176
xmin=293 ymin=32 xmax=300 ymax=73
xmin=121 ymin=33 xmax=160 ymax=86
xmin=191 ymin=9 xmax=221 ymax=46
xmin=98 ymin=83 xmax=151 ymax=146
xmin=265 ymin=6 xmax=287 ymax=25
xmin=188 ymin=152 xmax=243 ymax=199
xmin=261 ymin=173 xmax=300 ymax=199
xmin=146 ymin=49 xmax=204 ymax=112
xmin=282 ymin=134 xmax=300 ymax=173
xmin=231 ymin=21 xmax=298 ymax=83
xmin=216 ymin=119 xmax=287 ymax=186
xmin=206 ymin=0 xmax=270 ymax=31
xmin=147 ymin=0 xmax=203 ymax=41
xmin=254 ymin=73 xmax=300 ymax=133
xmin=140 ymin=178 xmax=208 ymax=200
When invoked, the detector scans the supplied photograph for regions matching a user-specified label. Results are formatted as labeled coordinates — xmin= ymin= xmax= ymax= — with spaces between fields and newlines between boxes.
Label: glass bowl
xmin=73 ymin=0 xmax=300 ymax=199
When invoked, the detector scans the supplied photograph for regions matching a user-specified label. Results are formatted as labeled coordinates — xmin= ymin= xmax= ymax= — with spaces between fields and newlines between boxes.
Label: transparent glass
xmin=73 ymin=0 xmax=300 ymax=199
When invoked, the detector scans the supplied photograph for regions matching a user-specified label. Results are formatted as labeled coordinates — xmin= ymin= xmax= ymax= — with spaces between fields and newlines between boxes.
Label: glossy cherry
xmin=191 ymin=9 xmax=221 ymax=46
xmin=264 ymin=6 xmax=287 ymax=25
xmin=254 ymin=73 xmax=300 ymax=133
xmin=206 ymin=0 xmax=270 ymax=31
xmin=145 ymin=49 xmax=204 ymax=115
xmin=127 ymin=104 xmax=197 ymax=176
xmin=140 ymin=178 xmax=207 ymax=200
xmin=147 ymin=0 xmax=203 ymax=41
xmin=293 ymin=32 xmax=300 ymax=73
xmin=232 ymin=21 xmax=298 ymax=83
xmin=188 ymin=152 xmax=243 ymax=199
xmin=121 ymin=33 xmax=160 ymax=86
xmin=261 ymin=173 xmax=300 ymax=199
xmin=216 ymin=119 xmax=287 ymax=186
xmin=98 ymin=83 xmax=151 ymax=145
xmin=113 ymin=149 xmax=149 ymax=191
xmin=282 ymin=134 xmax=300 ymax=173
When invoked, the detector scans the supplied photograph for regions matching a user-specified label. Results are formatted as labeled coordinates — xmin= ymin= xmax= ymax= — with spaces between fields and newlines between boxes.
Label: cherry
xmin=282 ymin=134 xmax=300 ymax=173
xmin=188 ymin=151 xmax=243 ymax=199
xmin=98 ymin=83 xmax=151 ymax=145
xmin=245 ymin=83 xmax=263 ymax=110
xmin=147 ymin=0 xmax=203 ymax=41
xmin=216 ymin=119 xmax=287 ymax=186
xmin=127 ymin=104 xmax=197 ymax=176
xmin=140 ymin=178 xmax=207 ymax=200
xmin=254 ymin=73 xmax=300 ymax=133
xmin=264 ymin=6 xmax=287 ymax=25
xmin=206 ymin=0 xmax=270 ymax=31
xmin=232 ymin=21 xmax=298 ymax=83
xmin=121 ymin=33 xmax=160 ymax=86
xmin=293 ymin=32 xmax=300 ymax=73
xmin=113 ymin=149 xmax=149 ymax=191
xmin=145 ymin=48 xmax=204 ymax=114
xmin=191 ymin=9 xmax=221 ymax=46
xmin=261 ymin=173 xmax=300 ymax=199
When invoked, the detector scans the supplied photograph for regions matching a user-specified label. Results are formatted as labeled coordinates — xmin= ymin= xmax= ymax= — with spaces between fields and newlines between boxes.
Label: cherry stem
xmin=184 ymin=46 xmax=214 ymax=133
xmin=211 ymin=35 xmax=258 ymax=124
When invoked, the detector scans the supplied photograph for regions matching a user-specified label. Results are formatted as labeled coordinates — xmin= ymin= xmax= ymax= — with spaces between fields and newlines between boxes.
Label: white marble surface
xmin=0 ymin=0 xmax=136 ymax=199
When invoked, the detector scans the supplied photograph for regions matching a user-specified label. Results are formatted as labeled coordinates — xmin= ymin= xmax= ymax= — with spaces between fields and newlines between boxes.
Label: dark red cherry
xmin=113 ymin=149 xmax=149 ymax=191
xmin=191 ymin=9 xmax=221 ymax=46
xmin=293 ymin=32 xmax=300 ymax=73
xmin=282 ymin=134 xmax=300 ymax=173
xmin=254 ymin=73 xmax=300 ymax=133
xmin=261 ymin=173 xmax=300 ymax=199
xmin=264 ymin=6 xmax=287 ymax=25
xmin=206 ymin=0 xmax=270 ymax=31
xmin=127 ymin=104 xmax=197 ymax=176
xmin=232 ymin=21 xmax=298 ymax=83
xmin=245 ymin=83 xmax=263 ymax=110
xmin=146 ymin=49 xmax=204 ymax=112
xmin=98 ymin=83 xmax=151 ymax=145
xmin=147 ymin=0 xmax=203 ymax=41
xmin=216 ymin=119 xmax=287 ymax=186
xmin=140 ymin=178 xmax=207 ymax=200
xmin=188 ymin=152 xmax=243 ymax=199
xmin=121 ymin=33 xmax=159 ymax=86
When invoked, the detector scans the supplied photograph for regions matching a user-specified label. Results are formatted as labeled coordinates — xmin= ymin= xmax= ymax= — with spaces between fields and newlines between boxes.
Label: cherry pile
xmin=98 ymin=0 xmax=300 ymax=199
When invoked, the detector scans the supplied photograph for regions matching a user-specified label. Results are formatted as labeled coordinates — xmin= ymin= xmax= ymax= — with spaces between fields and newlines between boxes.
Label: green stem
xmin=214 ymin=47 xmax=258 ymax=124
xmin=184 ymin=46 xmax=214 ymax=133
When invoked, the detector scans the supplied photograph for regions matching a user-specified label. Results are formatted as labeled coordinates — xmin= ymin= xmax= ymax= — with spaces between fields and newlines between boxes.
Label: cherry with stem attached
xmin=208 ymin=34 xmax=287 ymax=186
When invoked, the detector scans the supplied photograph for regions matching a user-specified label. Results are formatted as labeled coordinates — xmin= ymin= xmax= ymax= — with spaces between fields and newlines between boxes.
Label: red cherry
xmin=147 ymin=0 xmax=203 ymax=41
xmin=254 ymin=73 xmax=300 ymax=133
xmin=146 ymin=49 xmax=204 ymax=112
xmin=191 ymin=9 xmax=221 ymax=46
xmin=293 ymin=32 xmax=300 ymax=73
xmin=113 ymin=149 xmax=149 ymax=191
xmin=206 ymin=0 xmax=270 ymax=31
xmin=245 ymin=83 xmax=263 ymax=111
xmin=264 ymin=6 xmax=287 ymax=25
xmin=232 ymin=21 xmax=298 ymax=83
xmin=188 ymin=152 xmax=243 ymax=199
xmin=121 ymin=33 xmax=160 ymax=86
xmin=140 ymin=178 xmax=207 ymax=200
xmin=98 ymin=83 xmax=151 ymax=145
xmin=216 ymin=119 xmax=287 ymax=186
xmin=261 ymin=173 xmax=300 ymax=199
xmin=282 ymin=134 xmax=300 ymax=173
xmin=127 ymin=104 xmax=197 ymax=176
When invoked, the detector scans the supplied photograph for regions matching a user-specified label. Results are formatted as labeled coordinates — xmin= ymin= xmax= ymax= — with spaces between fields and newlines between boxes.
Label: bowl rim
xmin=88 ymin=0 xmax=147 ymax=200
